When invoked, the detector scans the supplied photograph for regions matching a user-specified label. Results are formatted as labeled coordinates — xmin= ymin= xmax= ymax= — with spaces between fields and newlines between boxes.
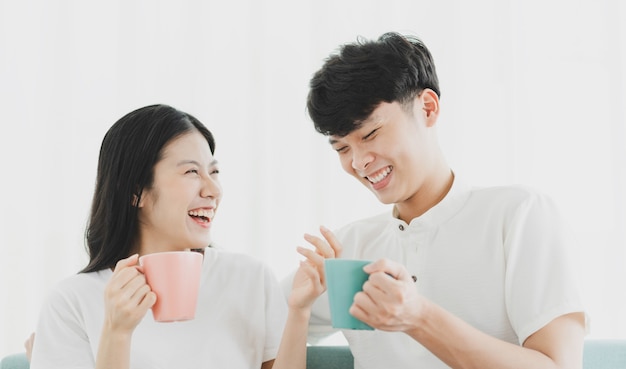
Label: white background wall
xmin=1 ymin=0 xmax=625 ymax=357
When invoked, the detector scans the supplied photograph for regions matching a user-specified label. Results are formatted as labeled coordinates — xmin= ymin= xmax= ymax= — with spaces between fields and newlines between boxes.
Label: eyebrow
xmin=177 ymin=159 xmax=219 ymax=167
xmin=327 ymin=113 xmax=385 ymax=146
xmin=328 ymin=125 xmax=380 ymax=146
xmin=363 ymin=128 xmax=378 ymax=140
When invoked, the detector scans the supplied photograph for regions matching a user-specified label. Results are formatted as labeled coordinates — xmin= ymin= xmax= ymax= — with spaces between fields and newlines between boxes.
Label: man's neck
xmin=394 ymin=169 xmax=455 ymax=223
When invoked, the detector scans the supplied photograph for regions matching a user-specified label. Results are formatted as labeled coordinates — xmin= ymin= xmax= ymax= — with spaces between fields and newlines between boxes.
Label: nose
xmin=351 ymin=146 xmax=374 ymax=172
xmin=200 ymin=175 xmax=222 ymax=199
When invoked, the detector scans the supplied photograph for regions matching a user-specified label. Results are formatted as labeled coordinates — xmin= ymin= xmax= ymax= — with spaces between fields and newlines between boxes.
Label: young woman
xmin=30 ymin=104 xmax=323 ymax=369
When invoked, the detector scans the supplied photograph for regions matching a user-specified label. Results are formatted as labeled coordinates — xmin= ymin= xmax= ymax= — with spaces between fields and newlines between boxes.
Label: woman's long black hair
xmin=81 ymin=104 xmax=215 ymax=273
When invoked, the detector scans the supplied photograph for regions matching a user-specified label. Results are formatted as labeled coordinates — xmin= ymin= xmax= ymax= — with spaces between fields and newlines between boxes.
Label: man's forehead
xmin=327 ymin=102 xmax=396 ymax=145
xmin=328 ymin=135 xmax=342 ymax=145
xmin=328 ymin=119 xmax=378 ymax=145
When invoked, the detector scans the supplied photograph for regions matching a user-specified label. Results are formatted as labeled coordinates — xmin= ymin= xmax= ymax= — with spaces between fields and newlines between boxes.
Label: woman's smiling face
xmin=137 ymin=130 xmax=222 ymax=254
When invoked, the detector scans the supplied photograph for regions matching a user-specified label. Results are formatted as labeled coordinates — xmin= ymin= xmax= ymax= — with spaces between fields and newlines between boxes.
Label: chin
xmin=367 ymin=187 xmax=391 ymax=203
xmin=193 ymin=236 xmax=212 ymax=249
xmin=376 ymin=196 xmax=396 ymax=205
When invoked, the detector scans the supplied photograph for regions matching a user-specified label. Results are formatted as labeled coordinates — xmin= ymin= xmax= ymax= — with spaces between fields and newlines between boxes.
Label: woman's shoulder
xmin=46 ymin=270 xmax=109 ymax=300
xmin=38 ymin=270 xmax=110 ymax=318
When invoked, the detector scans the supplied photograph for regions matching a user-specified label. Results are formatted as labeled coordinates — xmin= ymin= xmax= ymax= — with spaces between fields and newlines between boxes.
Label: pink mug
xmin=139 ymin=251 xmax=203 ymax=322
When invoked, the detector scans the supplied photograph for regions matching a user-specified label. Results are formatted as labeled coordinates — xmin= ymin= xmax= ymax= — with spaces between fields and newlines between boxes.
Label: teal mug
xmin=324 ymin=259 xmax=374 ymax=330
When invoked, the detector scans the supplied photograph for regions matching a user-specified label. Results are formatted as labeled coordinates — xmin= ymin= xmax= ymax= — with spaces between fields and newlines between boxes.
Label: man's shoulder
xmin=470 ymin=183 xmax=551 ymax=202
xmin=464 ymin=183 xmax=559 ymax=220
xmin=340 ymin=210 xmax=390 ymax=226
xmin=454 ymin=173 xmax=547 ymax=201
xmin=333 ymin=211 xmax=392 ymax=239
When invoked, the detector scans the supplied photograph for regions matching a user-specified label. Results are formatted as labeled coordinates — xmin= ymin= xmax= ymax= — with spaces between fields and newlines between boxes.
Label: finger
xmin=319 ymin=226 xmax=343 ymax=258
xmin=109 ymin=255 xmax=141 ymax=287
xmin=109 ymin=264 xmax=143 ymax=292
xmin=303 ymin=233 xmax=336 ymax=258
xmin=139 ymin=291 xmax=157 ymax=310
xmin=107 ymin=280 xmax=153 ymax=322
xmin=297 ymin=246 xmax=327 ymax=285
xmin=363 ymin=258 xmax=412 ymax=283
xmin=298 ymin=261 xmax=324 ymax=291
xmin=350 ymin=291 xmax=375 ymax=323
xmin=113 ymin=254 xmax=139 ymax=272
xmin=106 ymin=263 xmax=145 ymax=306
xmin=362 ymin=276 xmax=390 ymax=300
xmin=368 ymin=271 xmax=404 ymax=289
xmin=124 ymin=274 xmax=151 ymax=302
xmin=297 ymin=246 xmax=325 ymax=265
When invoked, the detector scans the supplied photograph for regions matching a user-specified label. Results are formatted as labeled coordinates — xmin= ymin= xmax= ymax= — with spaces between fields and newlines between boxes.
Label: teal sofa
xmin=2 ymin=340 xmax=625 ymax=368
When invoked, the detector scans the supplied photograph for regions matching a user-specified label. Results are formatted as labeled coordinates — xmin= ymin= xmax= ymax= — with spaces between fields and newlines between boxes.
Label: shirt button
xmin=398 ymin=224 xmax=405 ymax=231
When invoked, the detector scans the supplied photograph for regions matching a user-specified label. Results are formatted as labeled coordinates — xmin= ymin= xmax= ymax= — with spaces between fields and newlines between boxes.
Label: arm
xmin=410 ymin=301 xmax=585 ymax=369
xmin=269 ymin=231 xmax=335 ymax=369
xmin=95 ymin=254 xmax=156 ymax=369
xmin=266 ymin=285 xmax=315 ymax=369
xmin=353 ymin=258 xmax=586 ymax=369
xmin=280 ymin=270 xmax=338 ymax=345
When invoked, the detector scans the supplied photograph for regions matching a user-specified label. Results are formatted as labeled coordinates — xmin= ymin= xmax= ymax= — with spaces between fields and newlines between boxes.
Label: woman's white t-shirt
xmin=31 ymin=247 xmax=287 ymax=369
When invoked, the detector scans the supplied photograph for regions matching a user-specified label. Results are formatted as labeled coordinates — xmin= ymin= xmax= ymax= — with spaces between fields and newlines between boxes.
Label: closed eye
xmin=363 ymin=128 xmax=379 ymax=141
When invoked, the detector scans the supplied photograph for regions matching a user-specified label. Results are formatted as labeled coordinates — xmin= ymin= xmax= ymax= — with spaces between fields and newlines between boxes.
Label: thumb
xmin=113 ymin=253 xmax=139 ymax=272
xmin=363 ymin=258 xmax=412 ymax=282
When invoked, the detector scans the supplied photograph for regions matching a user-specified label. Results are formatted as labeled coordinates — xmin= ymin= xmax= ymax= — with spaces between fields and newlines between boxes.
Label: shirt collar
xmin=391 ymin=171 xmax=472 ymax=228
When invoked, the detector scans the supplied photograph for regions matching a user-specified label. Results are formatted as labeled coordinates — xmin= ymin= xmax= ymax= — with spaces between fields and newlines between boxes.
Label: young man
xmin=292 ymin=32 xmax=587 ymax=369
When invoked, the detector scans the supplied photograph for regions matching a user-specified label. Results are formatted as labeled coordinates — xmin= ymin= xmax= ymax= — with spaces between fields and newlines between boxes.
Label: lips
xmin=366 ymin=166 xmax=392 ymax=184
xmin=188 ymin=209 xmax=213 ymax=224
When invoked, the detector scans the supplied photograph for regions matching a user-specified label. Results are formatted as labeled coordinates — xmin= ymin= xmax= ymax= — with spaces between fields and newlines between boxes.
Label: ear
xmin=418 ymin=89 xmax=440 ymax=127
xmin=132 ymin=194 xmax=141 ymax=207
xmin=132 ymin=188 xmax=145 ymax=208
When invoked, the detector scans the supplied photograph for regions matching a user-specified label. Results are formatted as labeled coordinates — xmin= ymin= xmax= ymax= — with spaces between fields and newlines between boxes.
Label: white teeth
xmin=188 ymin=209 xmax=212 ymax=219
xmin=367 ymin=166 xmax=392 ymax=184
